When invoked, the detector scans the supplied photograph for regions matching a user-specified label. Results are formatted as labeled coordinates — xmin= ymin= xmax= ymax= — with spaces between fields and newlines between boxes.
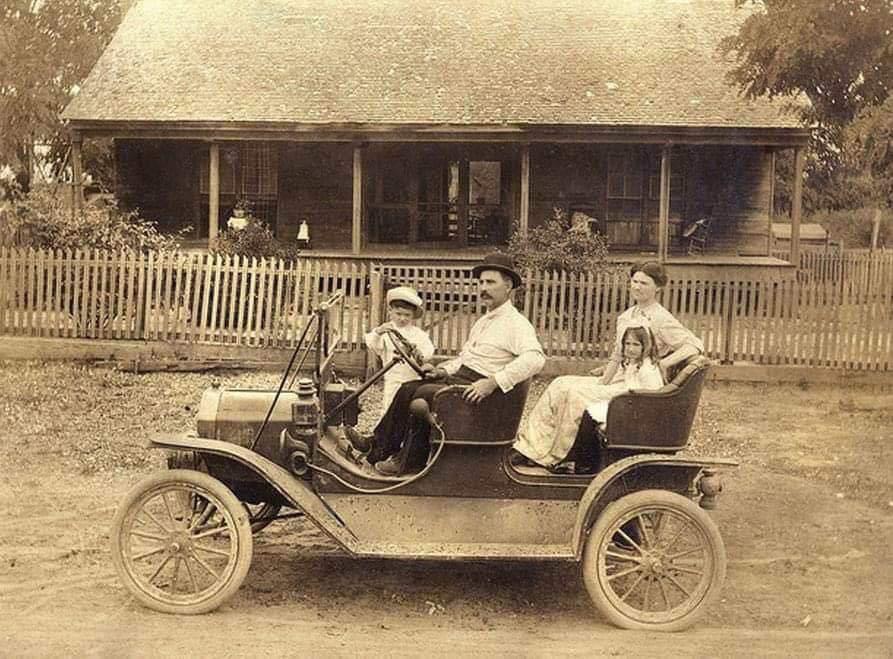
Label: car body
xmin=111 ymin=293 xmax=736 ymax=631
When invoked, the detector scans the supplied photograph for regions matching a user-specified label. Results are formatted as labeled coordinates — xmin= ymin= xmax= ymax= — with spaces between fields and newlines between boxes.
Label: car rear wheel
xmin=111 ymin=469 xmax=253 ymax=615
xmin=581 ymin=489 xmax=726 ymax=632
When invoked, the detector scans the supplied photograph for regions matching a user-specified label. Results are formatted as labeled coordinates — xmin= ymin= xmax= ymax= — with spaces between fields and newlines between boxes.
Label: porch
xmin=104 ymin=135 xmax=808 ymax=269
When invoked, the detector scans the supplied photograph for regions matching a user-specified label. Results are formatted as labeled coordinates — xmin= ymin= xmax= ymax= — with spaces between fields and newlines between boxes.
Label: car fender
xmin=150 ymin=434 xmax=360 ymax=552
xmin=572 ymin=453 xmax=738 ymax=559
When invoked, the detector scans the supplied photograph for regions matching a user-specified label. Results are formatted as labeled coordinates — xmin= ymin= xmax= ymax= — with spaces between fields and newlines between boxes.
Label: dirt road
xmin=1 ymin=364 xmax=891 ymax=656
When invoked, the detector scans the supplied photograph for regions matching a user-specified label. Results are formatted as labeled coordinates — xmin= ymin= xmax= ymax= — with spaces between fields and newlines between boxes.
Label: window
xmin=200 ymin=143 xmax=279 ymax=225
xmin=606 ymin=154 xmax=643 ymax=200
xmin=648 ymin=174 xmax=684 ymax=200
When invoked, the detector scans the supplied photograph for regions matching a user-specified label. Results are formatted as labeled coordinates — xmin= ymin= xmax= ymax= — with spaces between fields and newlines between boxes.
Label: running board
xmin=350 ymin=542 xmax=576 ymax=561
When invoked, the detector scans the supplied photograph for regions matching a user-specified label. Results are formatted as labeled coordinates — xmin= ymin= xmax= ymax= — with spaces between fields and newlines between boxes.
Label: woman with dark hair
xmin=513 ymin=261 xmax=703 ymax=469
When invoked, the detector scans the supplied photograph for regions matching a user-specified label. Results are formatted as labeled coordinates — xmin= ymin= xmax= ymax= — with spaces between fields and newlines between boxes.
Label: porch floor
xmin=297 ymin=247 xmax=792 ymax=268
xmin=177 ymin=240 xmax=791 ymax=268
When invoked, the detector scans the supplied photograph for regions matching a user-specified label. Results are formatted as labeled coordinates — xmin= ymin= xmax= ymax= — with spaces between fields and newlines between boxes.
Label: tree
xmin=843 ymin=96 xmax=893 ymax=208
xmin=721 ymin=0 xmax=893 ymax=213
xmin=0 ymin=0 xmax=126 ymax=190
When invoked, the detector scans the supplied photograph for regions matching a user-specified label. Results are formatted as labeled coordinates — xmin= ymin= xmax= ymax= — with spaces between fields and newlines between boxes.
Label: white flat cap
xmin=386 ymin=286 xmax=424 ymax=315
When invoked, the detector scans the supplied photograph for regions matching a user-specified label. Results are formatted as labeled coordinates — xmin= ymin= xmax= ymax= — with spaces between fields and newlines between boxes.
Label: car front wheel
xmin=111 ymin=469 xmax=253 ymax=615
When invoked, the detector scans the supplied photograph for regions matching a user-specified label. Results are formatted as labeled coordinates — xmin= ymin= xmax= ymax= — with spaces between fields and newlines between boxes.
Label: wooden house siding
xmin=529 ymin=144 xmax=773 ymax=255
xmin=113 ymin=139 xmax=777 ymax=256
xmin=695 ymin=147 xmax=773 ymax=256
xmin=115 ymin=140 xmax=199 ymax=236
xmin=277 ymin=143 xmax=354 ymax=248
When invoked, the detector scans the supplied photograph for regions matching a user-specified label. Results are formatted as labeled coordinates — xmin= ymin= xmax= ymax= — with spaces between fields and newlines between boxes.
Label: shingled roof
xmin=63 ymin=0 xmax=803 ymax=131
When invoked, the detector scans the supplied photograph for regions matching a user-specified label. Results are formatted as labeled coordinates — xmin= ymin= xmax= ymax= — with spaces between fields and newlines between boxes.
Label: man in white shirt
xmin=364 ymin=254 xmax=546 ymax=475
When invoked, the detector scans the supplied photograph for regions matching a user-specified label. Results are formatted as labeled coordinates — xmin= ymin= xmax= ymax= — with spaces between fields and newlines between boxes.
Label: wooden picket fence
xmin=1 ymin=246 xmax=891 ymax=371
xmin=377 ymin=258 xmax=892 ymax=371
xmin=0 ymin=247 xmax=371 ymax=349
xmin=773 ymin=248 xmax=893 ymax=288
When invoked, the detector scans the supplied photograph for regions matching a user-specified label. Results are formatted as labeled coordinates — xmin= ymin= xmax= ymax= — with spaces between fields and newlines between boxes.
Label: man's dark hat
xmin=472 ymin=253 xmax=523 ymax=288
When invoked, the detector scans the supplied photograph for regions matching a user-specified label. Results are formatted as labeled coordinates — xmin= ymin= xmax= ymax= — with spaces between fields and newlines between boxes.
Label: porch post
xmin=519 ymin=143 xmax=530 ymax=238
xmin=767 ymin=148 xmax=776 ymax=256
xmin=208 ymin=143 xmax=220 ymax=244
xmin=658 ymin=144 xmax=671 ymax=262
xmin=790 ymin=146 xmax=805 ymax=267
xmin=408 ymin=155 xmax=420 ymax=244
xmin=457 ymin=161 xmax=469 ymax=247
xmin=70 ymin=132 xmax=84 ymax=218
xmin=352 ymin=144 xmax=364 ymax=255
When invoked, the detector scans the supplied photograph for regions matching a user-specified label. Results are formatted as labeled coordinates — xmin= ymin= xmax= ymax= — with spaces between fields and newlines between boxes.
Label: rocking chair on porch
xmin=684 ymin=216 xmax=712 ymax=255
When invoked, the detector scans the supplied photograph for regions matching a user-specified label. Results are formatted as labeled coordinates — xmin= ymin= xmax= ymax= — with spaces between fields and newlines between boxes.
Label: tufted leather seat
xmin=601 ymin=355 xmax=712 ymax=451
xmin=428 ymin=379 xmax=531 ymax=444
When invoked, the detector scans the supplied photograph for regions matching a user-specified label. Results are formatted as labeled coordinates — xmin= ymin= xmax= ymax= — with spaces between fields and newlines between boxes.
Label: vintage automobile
xmin=110 ymin=292 xmax=736 ymax=632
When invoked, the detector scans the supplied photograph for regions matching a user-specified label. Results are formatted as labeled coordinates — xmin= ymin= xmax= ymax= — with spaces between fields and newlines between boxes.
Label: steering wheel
xmin=382 ymin=328 xmax=427 ymax=377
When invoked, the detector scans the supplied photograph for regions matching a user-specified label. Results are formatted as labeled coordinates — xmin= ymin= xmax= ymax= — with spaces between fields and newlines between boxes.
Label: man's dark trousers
xmin=369 ymin=365 xmax=496 ymax=470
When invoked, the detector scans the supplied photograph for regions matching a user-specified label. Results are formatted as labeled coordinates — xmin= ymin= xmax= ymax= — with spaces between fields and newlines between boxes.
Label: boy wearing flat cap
xmin=365 ymin=286 xmax=435 ymax=424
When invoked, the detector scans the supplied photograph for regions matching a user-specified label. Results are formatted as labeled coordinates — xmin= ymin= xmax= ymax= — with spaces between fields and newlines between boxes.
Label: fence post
xmin=367 ymin=268 xmax=384 ymax=377
xmin=720 ymin=280 xmax=734 ymax=364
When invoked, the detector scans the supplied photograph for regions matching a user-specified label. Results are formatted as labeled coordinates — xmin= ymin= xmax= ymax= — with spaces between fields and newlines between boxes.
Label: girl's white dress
xmin=586 ymin=358 xmax=663 ymax=425
xmin=364 ymin=325 xmax=435 ymax=422
xmin=513 ymin=358 xmax=663 ymax=467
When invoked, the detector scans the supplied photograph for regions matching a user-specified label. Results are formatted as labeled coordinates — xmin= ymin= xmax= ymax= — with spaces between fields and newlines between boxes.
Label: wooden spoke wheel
xmin=111 ymin=470 xmax=253 ymax=615
xmin=244 ymin=502 xmax=282 ymax=534
xmin=582 ymin=490 xmax=726 ymax=632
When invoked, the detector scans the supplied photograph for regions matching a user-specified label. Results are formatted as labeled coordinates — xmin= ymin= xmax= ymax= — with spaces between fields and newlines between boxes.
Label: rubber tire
xmin=111 ymin=469 xmax=254 ymax=615
xmin=582 ymin=489 xmax=726 ymax=632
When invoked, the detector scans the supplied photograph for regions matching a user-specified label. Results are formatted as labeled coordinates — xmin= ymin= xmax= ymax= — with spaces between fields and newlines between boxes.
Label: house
xmin=62 ymin=0 xmax=809 ymax=274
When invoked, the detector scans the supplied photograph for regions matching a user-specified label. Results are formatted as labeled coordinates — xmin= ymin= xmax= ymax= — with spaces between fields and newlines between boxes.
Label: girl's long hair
xmin=620 ymin=325 xmax=660 ymax=368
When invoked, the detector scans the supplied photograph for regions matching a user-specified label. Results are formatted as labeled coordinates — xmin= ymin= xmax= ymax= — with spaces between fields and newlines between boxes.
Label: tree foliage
xmin=5 ymin=182 xmax=179 ymax=252
xmin=0 ymin=0 xmax=126 ymax=188
xmin=723 ymin=0 xmax=891 ymax=128
xmin=721 ymin=0 xmax=893 ymax=212
xmin=841 ymin=96 xmax=893 ymax=208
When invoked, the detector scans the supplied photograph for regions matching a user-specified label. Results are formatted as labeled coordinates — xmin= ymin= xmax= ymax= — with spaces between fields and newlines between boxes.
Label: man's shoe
xmin=343 ymin=426 xmax=372 ymax=453
xmin=374 ymin=455 xmax=402 ymax=476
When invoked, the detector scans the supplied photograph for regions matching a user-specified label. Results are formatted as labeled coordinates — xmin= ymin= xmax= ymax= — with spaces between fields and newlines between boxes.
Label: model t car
xmin=110 ymin=292 xmax=736 ymax=632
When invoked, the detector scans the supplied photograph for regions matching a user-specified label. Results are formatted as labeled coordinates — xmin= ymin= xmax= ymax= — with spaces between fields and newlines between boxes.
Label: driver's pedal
xmin=335 ymin=435 xmax=367 ymax=465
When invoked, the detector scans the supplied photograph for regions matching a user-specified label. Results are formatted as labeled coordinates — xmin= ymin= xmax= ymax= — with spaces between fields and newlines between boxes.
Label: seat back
xmin=431 ymin=379 xmax=531 ymax=443
xmin=604 ymin=356 xmax=711 ymax=451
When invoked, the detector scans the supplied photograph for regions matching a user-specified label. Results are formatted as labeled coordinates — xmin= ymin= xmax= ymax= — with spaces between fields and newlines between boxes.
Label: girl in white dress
xmin=585 ymin=324 xmax=664 ymax=427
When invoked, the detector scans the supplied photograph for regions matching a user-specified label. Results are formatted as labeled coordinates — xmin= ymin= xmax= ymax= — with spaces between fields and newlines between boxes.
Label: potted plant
xmin=231 ymin=196 xmax=249 ymax=218
xmin=228 ymin=197 xmax=251 ymax=231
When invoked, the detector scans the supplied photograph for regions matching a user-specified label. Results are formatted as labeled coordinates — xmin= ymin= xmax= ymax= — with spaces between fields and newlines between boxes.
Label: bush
xmin=210 ymin=217 xmax=300 ymax=261
xmin=4 ymin=183 xmax=180 ymax=253
xmin=806 ymin=207 xmax=891 ymax=249
xmin=504 ymin=210 xmax=614 ymax=273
